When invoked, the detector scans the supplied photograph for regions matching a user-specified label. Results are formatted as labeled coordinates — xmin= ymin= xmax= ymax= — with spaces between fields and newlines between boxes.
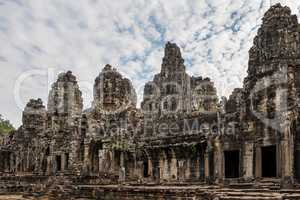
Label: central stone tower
xmin=142 ymin=42 xmax=218 ymax=118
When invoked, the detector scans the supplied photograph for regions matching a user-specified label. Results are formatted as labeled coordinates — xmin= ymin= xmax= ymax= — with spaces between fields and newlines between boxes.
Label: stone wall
xmin=1 ymin=3 xmax=300 ymax=191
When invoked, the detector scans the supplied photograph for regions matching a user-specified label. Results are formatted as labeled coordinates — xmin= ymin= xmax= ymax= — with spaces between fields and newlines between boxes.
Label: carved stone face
xmin=93 ymin=65 xmax=137 ymax=114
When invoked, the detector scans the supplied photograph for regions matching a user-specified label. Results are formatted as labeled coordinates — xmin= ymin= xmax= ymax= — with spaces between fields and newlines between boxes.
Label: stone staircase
xmin=2 ymin=176 xmax=300 ymax=200
xmin=255 ymin=178 xmax=281 ymax=190
xmin=43 ymin=176 xmax=75 ymax=199
xmin=206 ymin=187 xmax=300 ymax=200
xmin=209 ymin=190 xmax=283 ymax=200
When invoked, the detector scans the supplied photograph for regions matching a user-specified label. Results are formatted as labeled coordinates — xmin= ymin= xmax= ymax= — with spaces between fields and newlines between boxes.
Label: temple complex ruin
xmin=1 ymin=3 xmax=300 ymax=199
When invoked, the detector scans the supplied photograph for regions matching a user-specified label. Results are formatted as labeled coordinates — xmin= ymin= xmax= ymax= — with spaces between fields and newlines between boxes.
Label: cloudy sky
xmin=0 ymin=0 xmax=299 ymax=127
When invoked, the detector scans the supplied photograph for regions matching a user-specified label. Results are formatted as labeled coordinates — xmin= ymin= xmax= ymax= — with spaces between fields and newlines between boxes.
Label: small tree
xmin=0 ymin=114 xmax=15 ymax=136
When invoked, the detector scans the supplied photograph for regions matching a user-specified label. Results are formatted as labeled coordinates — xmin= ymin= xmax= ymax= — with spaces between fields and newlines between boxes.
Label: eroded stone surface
xmin=1 ymin=3 xmax=300 ymax=199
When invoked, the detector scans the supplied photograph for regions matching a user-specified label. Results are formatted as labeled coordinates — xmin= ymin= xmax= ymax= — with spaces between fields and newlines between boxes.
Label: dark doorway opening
xmin=224 ymin=150 xmax=240 ymax=178
xmin=56 ymin=155 xmax=62 ymax=172
xmin=41 ymin=159 xmax=47 ymax=173
xmin=295 ymin=150 xmax=300 ymax=179
xmin=89 ymin=141 xmax=103 ymax=173
xmin=261 ymin=145 xmax=277 ymax=178
xmin=65 ymin=153 xmax=69 ymax=170
xmin=209 ymin=151 xmax=214 ymax=179
xmin=293 ymin=120 xmax=300 ymax=180
xmin=45 ymin=147 xmax=50 ymax=156
xmin=143 ymin=160 xmax=149 ymax=177
xmin=199 ymin=152 xmax=205 ymax=180
xmin=198 ymin=143 xmax=206 ymax=181
xmin=152 ymin=160 xmax=160 ymax=181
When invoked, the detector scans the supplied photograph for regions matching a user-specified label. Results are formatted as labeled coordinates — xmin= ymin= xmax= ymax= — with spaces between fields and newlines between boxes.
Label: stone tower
xmin=47 ymin=71 xmax=83 ymax=126
xmin=245 ymin=3 xmax=300 ymax=94
xmin=22 ymin=98 xmax=47 ymax=134
xmin=243 ymin=3 xmax=300 ymax=126
xmin=234 ymin=3 xmax=300 ymax=183
xmin=142 ymin=42 xmax=218 ymax=117
xmin=92 ymin=64 xmax=137 ymax=114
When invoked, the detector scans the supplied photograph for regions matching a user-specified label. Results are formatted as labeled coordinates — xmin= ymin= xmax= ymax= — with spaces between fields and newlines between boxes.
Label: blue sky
xmin=0 ymin=0 xmax=299 ymax=127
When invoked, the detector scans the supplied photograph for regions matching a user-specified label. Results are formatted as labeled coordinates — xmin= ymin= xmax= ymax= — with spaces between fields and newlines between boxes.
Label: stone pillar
xmin=98 ymin=149 xmax=104 ymax=173
xmin=61 ymin=153 xmax=66 ymax=172
xmin=178 ymin=160 xmax=184 ymax=181
xmin=214 ymin=141 xmax=223 ymax=183
xmin=170 ymin=150 xmax=177 ymax=181
xmin=133 ymin=153 xmax=139 ymax=178
xmin=119 ymin=151 xmax=125 ymax=183
xmin=83 ymin=143 xmax=90 ymax=174
xmin=185 ymin=159 xmax=191 ymax=180
xmin=10 ymin=153 xmax=15 ymax=173
xmin=243 ymin=142 xmax=254 ymax=180
xmin=70 ymin=140 xmax=77 ymax=173
xmin=161 ymin=151 xmax=169 ymax=180
xmin=136 ymin=161 xmax=143 ymax=179
xmin=281 ymin=135 xmax=293 ymax=184
xmin=46 ymin=156 xmax=52 ymax=175
xmin=193 ymin=156 xmax=200 ymax=180
xmin=26 ymin=147 xmax=30 ymax=172
xmin=148 ymin=158 xmax=153 ymax=178
xmin=204 ymin=152 xmax=210 ymax=182
xmin=159 ymin=153 xmax=164 ymax=181
xmin=15 ymin=155 xmax=19 ymax=173
xmin=255 ymin=146 xmax=261 ymax=178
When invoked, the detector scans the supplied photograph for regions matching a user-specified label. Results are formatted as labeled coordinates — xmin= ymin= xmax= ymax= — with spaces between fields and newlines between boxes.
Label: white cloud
xmin=0 ymin=0 xmax=299 ymax=127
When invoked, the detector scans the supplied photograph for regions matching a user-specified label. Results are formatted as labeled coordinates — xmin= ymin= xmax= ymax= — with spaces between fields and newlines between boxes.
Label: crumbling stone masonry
xmin=1 ymin=3 xmax=300 ymax=199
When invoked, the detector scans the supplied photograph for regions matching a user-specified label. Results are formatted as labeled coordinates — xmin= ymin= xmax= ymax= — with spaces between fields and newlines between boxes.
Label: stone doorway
xmin=199 ymin=151 xmax=205 ymax=180
xmin=261 ymin=145 xmax=277 ymax=178
xmin=293 ymin=120 xmax=300 ymax=180
xmin=89 ymin=140 xmax=103 ymax=173
xmin=224 ymin=150 xmax=240 ymax=178
xmin=294 ymin=150 xmax=300 ymax=179
xmin=56 ymin=155 xmax=62 ymax=172
xmin=143 ymin=160 xmax=149 ymax=178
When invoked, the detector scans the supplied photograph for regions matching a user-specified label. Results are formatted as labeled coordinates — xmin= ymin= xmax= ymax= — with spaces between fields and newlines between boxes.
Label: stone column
xmin=70 ymin=140 xmax=78 ymax=173
xmin=61 ymin=153 xmax=66 ymax=173
xmin=255 ymin=146 xmax=261 ymax=178
xmin=178 ymin=160 xmax=184 ymax=181
xmin=159 ymin=154 xmax=164 ymax=181
xmin=118 ymin=151 xmax=125 ymax=183
xmin=26 ymin=147 xmax=30 ymax=172
xmin=46 ymin=156 xmax=52 ymax=175
xmin=148 ymin=158 xmax=153 ymax=178
xmin=243 ymin=142 xmax=254 ymax=180
xmin=10 ymin=153 xmax=15 ymax=173
xmin=170 ymin=150 xmax=177 ymax=181
xmin=132 ymin=153 xmax=138 ymax=177
xmin=281 ymin=122 xmax=293 ymax=184
xmin=204 ymin=151 xmax=210 ymax=182
xmin=83 ymin=142 xmax=90 ymax=174
xmin=15 ymin=154 xmax=19 ymax=173
xmin=161 ymin=151 xmax=169 ymax=180
xmin=214 ymin=141 xmax=223 ymax=183
xmin=193 ymin=156 xmax=200 ymax=180
xmin=98 ymin=149 xmax=104 ymax=173
xmin=185 ymin=159 xmax=191 ymax=180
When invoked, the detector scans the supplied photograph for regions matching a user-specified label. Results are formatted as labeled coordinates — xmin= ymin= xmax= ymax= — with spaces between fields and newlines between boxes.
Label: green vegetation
xmin=0 ymin=114 xmax=15 ymax=136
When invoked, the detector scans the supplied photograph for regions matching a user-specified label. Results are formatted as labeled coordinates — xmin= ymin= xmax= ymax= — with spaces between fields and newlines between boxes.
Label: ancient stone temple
xmin=1 ymin=3 xmax=300 ymax=199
